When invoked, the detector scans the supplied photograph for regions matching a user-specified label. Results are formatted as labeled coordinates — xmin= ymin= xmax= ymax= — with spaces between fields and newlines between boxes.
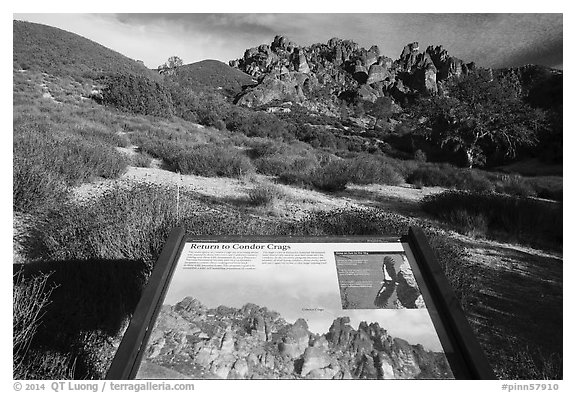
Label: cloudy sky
xmin=13 ymin=13 xmax=562 ymax=70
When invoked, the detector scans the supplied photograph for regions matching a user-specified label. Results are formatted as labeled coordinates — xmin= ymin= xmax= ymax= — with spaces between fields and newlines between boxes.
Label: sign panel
xmin=107 ymin=229 xmax=494 ymax=380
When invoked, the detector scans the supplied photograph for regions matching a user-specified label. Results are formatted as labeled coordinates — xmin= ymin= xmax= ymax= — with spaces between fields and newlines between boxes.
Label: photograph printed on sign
xmin=334 ymin=252 xmax=425 ymax=309
xmin=135 ymin=242 xmax=453 ymax=380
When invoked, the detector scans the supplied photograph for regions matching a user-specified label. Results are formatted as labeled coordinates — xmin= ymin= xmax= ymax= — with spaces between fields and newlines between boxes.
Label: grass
xmin=422 ymin=191 xmax=563 ymax=250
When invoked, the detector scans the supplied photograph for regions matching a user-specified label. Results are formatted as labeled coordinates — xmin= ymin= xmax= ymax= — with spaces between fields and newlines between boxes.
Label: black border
xmin=106 ymin=227 xmax=495 ymax=380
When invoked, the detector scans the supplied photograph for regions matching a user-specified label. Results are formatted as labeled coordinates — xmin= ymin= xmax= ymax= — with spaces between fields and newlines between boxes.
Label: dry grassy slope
xmin=13 ymin=20 xmax=160 ymax=81
xmin=168 ymin=60 xmax=257 ymax=99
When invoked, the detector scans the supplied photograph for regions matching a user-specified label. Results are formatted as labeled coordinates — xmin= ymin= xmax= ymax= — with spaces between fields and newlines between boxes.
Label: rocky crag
xmin=140 ymin=297 xmax=453 ymax=379
xmin=229 ymin=35 xmax=476 ymax=109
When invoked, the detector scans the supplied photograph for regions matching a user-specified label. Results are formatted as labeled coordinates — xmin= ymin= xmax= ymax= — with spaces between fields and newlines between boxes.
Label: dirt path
xmin=72 ymin=164 xmax=446 ymax=220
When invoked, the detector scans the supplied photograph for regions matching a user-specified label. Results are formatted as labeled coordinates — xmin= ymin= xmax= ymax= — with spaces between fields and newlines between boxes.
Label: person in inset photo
xmin=374 ymin=256 xmax=398 ymax=308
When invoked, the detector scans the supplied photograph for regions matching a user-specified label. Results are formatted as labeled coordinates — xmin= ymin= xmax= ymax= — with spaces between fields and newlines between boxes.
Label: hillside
xmin=13 ymin=20 xmax=160 ymax=81
xmin=166 ymin=59 xmax=257 ymax=99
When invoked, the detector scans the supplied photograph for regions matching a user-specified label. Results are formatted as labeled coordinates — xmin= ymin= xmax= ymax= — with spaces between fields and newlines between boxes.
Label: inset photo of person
xmin=335 ymin=252 xmax=425 ymax=309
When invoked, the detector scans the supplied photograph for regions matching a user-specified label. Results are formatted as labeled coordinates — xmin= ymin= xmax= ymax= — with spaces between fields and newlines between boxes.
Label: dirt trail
xmin=72 ymin=164 xmax=446 ymax=220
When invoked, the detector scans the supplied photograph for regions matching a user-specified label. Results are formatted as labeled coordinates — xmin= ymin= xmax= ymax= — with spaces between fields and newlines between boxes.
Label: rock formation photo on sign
xmin=137 ymin=297 xmax=453 ymax=380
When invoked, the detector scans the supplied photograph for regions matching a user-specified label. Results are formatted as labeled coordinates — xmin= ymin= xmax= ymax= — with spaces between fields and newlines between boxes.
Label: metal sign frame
xmin=106 ymin=227 xmax=494 ymax=380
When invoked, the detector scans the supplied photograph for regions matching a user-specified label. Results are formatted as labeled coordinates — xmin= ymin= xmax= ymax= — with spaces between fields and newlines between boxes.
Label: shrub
xmin=278 ymin=156 xmax=410 ymax=192
xmin=407 ymin=165 xmax=452 ymax=187
xmin=526 ymin=176 xmax=563 ymax=201
xmin=248 ymin=183 xmax=283 ymax=206
xmin=13 ymin=272 xmax=53 ymax=379
xmin=171 ymin=144 xmax=254 ymax=178
xmin=130 ymin=152 xmax=153 ymax=168
xmin=99 ymin=73 xmax=173 ymax=117
xmin=71 ymin=121 xmax=130 ymax=147
xmin=345 ymin=154 xmax=405 ymax=186
xmin=493 ymin=174 xmax=536 ymax=197
xmin=23 ymin=183 xmax=186 ymax=265
xmin=447 ymin=209 xmax=489 ymax=238
xmin=14 ymin=122 xmax=128 ymax=184
xmin=246 ymin=138 xmax=284 ymax=158
xmin=460 ymin=170 xmax=496 ymax=193
xmin=310 ymin=160 xmax=351 ymax=192
xmin=256 ymin=155 xmax=318 ymax=177
xmin=414 ymin=149 xmax=427 ymax=162
xmin=422 ymin=191 xmax=562 ymax=249
xmin=407 ymin=164 xmax=495 ymax=193
xmin=254 ymin=155 xmax=293 ymax=176
xmin=13 ymin=121 xmax=128 ymax=212
xmin=13 ymin=159 xmax=69 ymax=213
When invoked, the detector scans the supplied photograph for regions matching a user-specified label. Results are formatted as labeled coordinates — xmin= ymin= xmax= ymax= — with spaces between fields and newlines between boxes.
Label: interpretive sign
xmin=107 ymin=228 xmax=494 ymax=380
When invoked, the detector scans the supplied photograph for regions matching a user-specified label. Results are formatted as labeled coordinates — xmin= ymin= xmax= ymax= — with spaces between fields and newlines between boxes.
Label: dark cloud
xmin=109 ymin=13 xmax=277 ymax=39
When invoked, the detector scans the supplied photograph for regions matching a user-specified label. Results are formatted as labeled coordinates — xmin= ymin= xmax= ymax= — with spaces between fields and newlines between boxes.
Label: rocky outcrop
xmin=398 ymin=42 xmax=422 ymax=72
xmin=229 ymin=35 xmax=483 ymax=110
xmin=293 ymin=48 xmax=310 ymax=74
xmin=366 ymin=64 xmax=393 ymax=85
xmin=301 ymin=346 xmax=341 ymax=378
xmin=142 ymin=298 xmax=453 ymax=379
xmin=396 ymin=258 xmax=426 ymax=308
xmin=235 ymin=73 xmax=310 ymax=107
xmin=279 ymin=318 xmax=310 ymax=358
xmin=425 ymin=45 xmax=476 ymax=81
